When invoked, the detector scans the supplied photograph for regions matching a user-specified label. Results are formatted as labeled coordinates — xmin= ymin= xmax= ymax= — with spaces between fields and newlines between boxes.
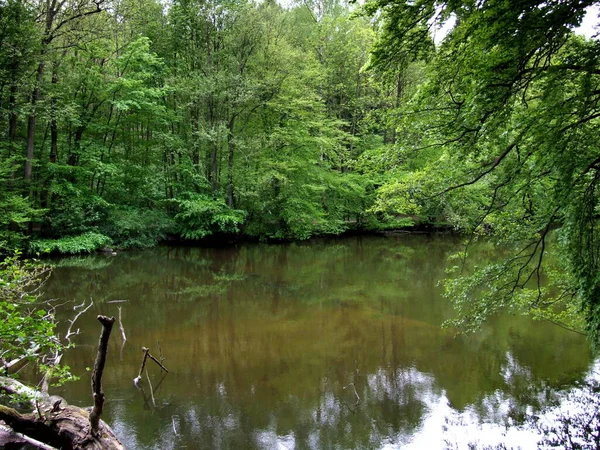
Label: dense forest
xmin=0 ymin=0 xmax=407 ymax=253
xmin=2 ymin=0 xmax=600 ymax=342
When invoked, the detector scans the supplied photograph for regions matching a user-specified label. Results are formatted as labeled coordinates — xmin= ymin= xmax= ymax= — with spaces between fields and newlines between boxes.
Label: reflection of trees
xmin=43 ymin=236 xmax=593 ymax=449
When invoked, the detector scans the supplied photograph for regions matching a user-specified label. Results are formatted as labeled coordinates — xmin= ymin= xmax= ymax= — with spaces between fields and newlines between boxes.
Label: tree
xmin=364 ymin=0 xmax=600 ymax=343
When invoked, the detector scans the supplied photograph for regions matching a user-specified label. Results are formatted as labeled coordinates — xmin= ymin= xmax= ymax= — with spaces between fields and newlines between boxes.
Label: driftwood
xmin=133 ymin=348 xmax=150 ymax=387
xmin=146 ymin=351 xmax=168 ymax=374
xmin=0 ymin=378 xmax=124 ymax=449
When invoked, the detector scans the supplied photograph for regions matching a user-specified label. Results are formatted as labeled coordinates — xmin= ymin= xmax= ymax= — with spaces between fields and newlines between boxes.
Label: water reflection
xmin=43 ymin=235 xmax=594 ymax=449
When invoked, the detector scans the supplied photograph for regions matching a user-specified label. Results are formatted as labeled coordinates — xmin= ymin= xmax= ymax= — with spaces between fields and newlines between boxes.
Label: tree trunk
xmin=226 ymin=115 xmax=236 ymax=207
xmin=24 ymin=59 xmax=45 ymax=181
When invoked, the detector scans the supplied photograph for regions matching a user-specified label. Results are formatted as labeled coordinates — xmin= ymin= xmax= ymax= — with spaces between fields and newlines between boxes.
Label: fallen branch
xmin=117 ymin=307 xmax=126 ymax=343
xmin=134 ymin=347 xmax=150 ymax=387
xmin=146 ymin=349 xmax=168 ymax=373
xmin=65 ymin=300 xmax=94 ymax=344
xmin=0 ymin=376 xmax=44 ymax=405
xmin=89 ymin=315 xmax=115 ymax=437
xmin=2 ymin=346 xmax=39 ymax=375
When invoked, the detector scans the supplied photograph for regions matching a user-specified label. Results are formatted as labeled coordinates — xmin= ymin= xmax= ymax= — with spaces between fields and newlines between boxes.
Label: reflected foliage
xmin=43 ymin=237 xmax=593 ymax=449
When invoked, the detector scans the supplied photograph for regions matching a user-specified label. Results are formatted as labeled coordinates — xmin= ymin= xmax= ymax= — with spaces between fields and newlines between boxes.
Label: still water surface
xmin=44 ymin=235 xmax=594 ymax=449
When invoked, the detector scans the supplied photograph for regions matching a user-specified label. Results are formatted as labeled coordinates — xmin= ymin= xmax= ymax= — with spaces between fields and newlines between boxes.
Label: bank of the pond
xmin=28 ymin=220 xmax=459 ymax=257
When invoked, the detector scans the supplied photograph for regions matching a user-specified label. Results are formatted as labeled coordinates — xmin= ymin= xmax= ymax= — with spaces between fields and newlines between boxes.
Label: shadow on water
xmin=43 ymin=235 xmax=594 ymax=449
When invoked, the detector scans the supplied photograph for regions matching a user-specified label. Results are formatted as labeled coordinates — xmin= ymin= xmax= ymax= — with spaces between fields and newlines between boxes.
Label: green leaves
xmin=172 ymin=194 xmax=246 ymax=239
xmin=0 ymin=256 xmax=71 ymax=386
xmin=28 ymin=232 xmax=112 ymax=255
xmin=366 ymin=0 xmax=600 ymax=342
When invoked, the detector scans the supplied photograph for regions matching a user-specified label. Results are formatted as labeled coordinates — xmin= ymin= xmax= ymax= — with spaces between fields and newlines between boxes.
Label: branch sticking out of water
xmin=134 ymin=347 xmax=169 ymax=388
xmin=134 ymin=348 xmax=150 ymax=388
xmin=343 ymin=382 xmax=360 ymax=406
xmin=89 ymin=315 xmax=115 ymax=437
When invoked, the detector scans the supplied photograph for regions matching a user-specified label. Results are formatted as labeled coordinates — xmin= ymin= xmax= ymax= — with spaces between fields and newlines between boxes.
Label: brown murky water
xmin=44 ymin=235 xmax=593 ymax=449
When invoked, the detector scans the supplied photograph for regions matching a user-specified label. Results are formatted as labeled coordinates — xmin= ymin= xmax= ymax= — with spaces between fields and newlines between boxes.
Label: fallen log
xmin=0 ymin=387 xmax=124 ymax=449
xmin=0 ymin=315 xmax=125 ymax=449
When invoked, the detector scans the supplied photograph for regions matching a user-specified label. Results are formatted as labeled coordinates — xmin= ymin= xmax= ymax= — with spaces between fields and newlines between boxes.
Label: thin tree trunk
xmin=226 ymin=115 xmax=236 ymax=207
xmin=24 ymin=59 xmax=45 ymax=181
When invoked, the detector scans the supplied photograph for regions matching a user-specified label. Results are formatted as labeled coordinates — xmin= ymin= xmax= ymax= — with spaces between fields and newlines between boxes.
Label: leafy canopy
xmin=365 ymin=0 xmax=600 ymax=343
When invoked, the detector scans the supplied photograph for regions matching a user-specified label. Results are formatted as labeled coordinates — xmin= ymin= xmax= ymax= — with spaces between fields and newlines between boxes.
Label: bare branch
xmin=65 ymin=300 xmax=93 ymax=344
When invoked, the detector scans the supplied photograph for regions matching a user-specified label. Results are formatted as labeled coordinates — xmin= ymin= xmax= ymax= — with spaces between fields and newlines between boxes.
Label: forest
xmin=2 ymin=0 xmax=600 ymax=339
xmin=1 ymin=0 xmax=600 ymax=447
xmin=0 ymin=0 xmax=403 ymax=253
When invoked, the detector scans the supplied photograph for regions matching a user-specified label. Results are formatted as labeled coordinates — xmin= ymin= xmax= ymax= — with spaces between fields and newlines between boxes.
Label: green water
xmin=43 ymin=235 xmax=593 ymax=449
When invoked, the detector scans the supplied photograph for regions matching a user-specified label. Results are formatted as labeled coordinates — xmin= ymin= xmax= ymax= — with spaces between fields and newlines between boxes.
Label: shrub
xmin=28 ymin=232 xmax=112 ymax=255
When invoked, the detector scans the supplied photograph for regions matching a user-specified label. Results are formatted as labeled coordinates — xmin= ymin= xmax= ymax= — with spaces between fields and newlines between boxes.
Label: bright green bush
xmin=28 ymin=232 xmax=112 ymax=255
xmin=171 ymin=194 xmax=246 ymax=240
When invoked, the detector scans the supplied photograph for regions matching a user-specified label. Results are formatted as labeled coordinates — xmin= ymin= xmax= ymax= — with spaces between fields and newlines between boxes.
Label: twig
xmin=172 ymin=416 xmax=178 ymax=436
xmin=157 ymin=340 xmax=165 ymax=363
xmin=145 ymin=369 xmax=156 ymax=409
xmin=117 ymin=306 xmax=126 ymax=342
xmin=65 ymin=300 xmax=93 ymax=344
xmin=146 ymin=351 xmax=168 ymax=373
xmin=89 ymin=315 xmax=115 ymax=437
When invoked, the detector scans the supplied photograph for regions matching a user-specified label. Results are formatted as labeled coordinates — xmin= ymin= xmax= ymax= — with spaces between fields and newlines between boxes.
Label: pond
xmin=43 ymin=235 xmax=595 ymax=449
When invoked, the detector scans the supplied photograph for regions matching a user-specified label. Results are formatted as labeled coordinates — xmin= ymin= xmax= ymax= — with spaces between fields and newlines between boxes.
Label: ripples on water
xmin=43 ymin=236 xmax=596 ymax=449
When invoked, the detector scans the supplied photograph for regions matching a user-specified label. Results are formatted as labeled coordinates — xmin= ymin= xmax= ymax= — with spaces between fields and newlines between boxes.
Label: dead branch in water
xmin=134 ymin=347 xmax=168 ymax=388
xmin=89 ymin=315 xmax=115 ymax=438
xmin=146 ymin=351 xmax=168 ymax=373
xmin=65 ymin=300 xmax=94 ymax=344
xmin=117 ymin=307 xmax=126 ymax=343
xmin=134 ymin=347 xmax=150 ymax=388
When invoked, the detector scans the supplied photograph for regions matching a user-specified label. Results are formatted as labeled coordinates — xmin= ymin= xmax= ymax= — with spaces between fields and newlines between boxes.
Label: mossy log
xmin=0 ymin=394 xmax=124 ymax=449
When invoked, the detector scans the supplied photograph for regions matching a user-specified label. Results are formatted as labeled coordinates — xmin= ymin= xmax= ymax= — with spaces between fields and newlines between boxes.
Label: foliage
xmin=172 ymin=194 xmax=246 ymax=239
xmin=0 ymin=0 xmax=393 ymax=249
xmin=364 ymin=0 xmax=600 ymax=343
xmin=29 ymin=232 xmax=112 ymax=255
xmin=0 ymin=254 xmax=72 ymax=386
xmin=101 ymin=206 xmax=173 ymax=249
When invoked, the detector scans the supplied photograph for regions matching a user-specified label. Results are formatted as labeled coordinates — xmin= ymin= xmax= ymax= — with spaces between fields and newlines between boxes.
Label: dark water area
xmin=43 ymin=235 xmax=594 ymax=449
